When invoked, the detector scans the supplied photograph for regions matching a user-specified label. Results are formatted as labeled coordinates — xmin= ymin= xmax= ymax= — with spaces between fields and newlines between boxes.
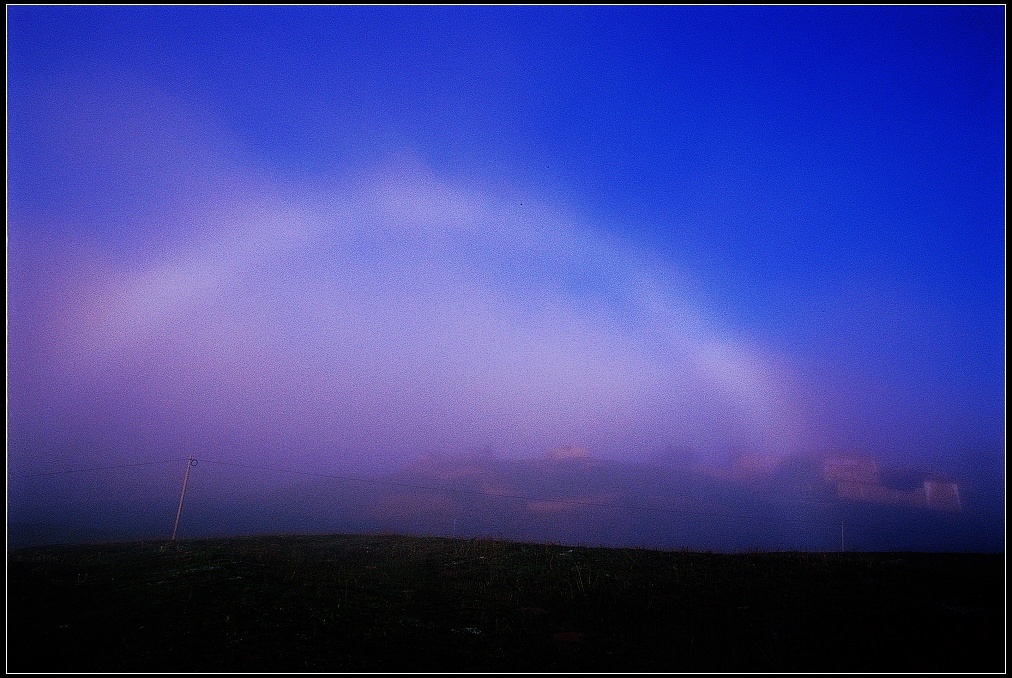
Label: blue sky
xmin=7 ymin=6 xmax=1005 ymax=548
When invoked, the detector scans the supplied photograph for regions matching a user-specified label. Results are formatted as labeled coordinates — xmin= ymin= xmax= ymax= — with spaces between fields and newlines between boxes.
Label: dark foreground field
xmin=7 ymin=534 xmax=1005 ymax=673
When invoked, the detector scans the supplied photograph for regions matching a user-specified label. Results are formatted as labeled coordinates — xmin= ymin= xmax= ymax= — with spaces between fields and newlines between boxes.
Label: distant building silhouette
xmin=923 ymin=478 xmax=961 ymax=511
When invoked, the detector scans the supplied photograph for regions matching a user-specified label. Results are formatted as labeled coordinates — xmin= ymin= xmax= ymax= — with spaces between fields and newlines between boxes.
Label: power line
xmin=8 ymin=458 xmax=190 ymax=478
xmin=195 ymin=457 xmax=847 ymax=529
xmin=7 ymin=455 xmax=861 ymax=534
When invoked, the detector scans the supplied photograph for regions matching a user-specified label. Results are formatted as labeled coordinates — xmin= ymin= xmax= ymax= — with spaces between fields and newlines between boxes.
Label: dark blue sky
xmin=7 ymin=6 xmax=1005 ymax=548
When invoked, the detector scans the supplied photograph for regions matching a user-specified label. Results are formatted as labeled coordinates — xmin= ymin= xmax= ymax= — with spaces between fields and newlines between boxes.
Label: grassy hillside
xmin=7 ymin=534 xmax=1004 ymax=672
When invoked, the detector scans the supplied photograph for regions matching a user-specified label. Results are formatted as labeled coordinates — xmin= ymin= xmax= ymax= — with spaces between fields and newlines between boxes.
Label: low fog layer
xmin=9 ymin=449 xmax=1000 ymax=552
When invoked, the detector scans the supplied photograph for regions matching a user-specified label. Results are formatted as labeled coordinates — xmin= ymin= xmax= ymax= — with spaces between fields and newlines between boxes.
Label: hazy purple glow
xmin=8 ymin=6 xmax=1003 ymax=551
xmin=17 ymin=136 xmax=807 ymax=471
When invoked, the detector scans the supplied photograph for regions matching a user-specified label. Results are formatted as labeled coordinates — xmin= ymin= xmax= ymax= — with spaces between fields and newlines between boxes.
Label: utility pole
xmin=172 ymin=456 xmax=197 ymax=540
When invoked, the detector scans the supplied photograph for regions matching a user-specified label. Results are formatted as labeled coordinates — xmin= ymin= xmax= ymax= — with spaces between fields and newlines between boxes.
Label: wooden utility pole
xmin=171 ymin=456 xmax=196 ymax=540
